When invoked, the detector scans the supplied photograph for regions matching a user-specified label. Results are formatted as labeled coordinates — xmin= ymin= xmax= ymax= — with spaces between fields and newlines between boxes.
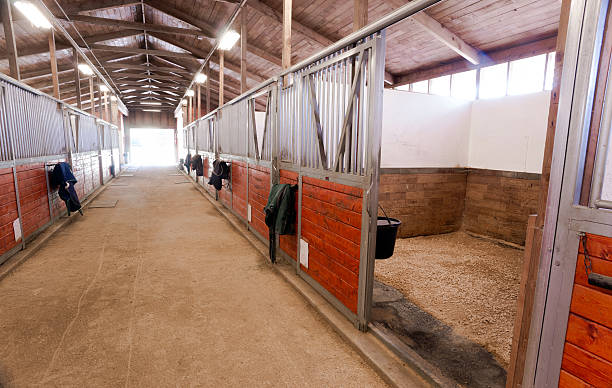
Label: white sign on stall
xmin=299 ymin=239 xmax=309 ymax=268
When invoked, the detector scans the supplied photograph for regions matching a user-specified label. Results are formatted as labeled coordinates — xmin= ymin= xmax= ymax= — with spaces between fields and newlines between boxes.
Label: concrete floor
xmin=0 ymin=166 xmax=386 ymax=387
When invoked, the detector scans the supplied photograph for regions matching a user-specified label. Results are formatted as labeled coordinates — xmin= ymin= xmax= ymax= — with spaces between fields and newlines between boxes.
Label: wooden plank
xmin=565 ymin=313 xmax=612 ymax=363
xmin=507 ymin=214 xmax=538 ymax=388
xmin=102 ymin=63 xmax=192 ymax=74
xmin=283 ymin=0 xmax=292 ymax=70
xmin=561 ymin=342 xmax=612 ymax=388
xmin=248 ymin=0 xmax=332 ymax=48
xmin=48 ymin=29 xmax=59 ymax=99
xmin=411 ymin=12 xmax=481 ymax=65
xmin=578 ymin=233 xmax=612 ymax=261
xmin=241 ymin=8 xmax=247 ymax=93
xmin=89 ymin=77 xmax=95 ymax=115
xmin=89 ymin=44 xmax=199 ymax=59
xmin=219 ymin=51 xmax=224 ymax=106
xmin=574 ymin=254 xmax=612 ymax=296
xmin=65 ymin=14 xmax=206 ymax=37
xmin=353 ymin=0 xmax=367 ymax=32
xmin=2 ymin=0 xmax=20 ymax=80
xmin=558 ymin=370 xmax=591 ymax=388
xmin=197 ymin=83 xmax=201 ymax=119
xmin=206 ymin=62 xmax=211 ymax=112
xmin=570 ymin=284 xmax=612 ymax=330
xmin=73 ymin=48 xmax=82 ymax=109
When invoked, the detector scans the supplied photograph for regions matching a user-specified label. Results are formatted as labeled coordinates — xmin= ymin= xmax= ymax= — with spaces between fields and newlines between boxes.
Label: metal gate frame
xmin=523 ymin=0 xmax=612 ymax=386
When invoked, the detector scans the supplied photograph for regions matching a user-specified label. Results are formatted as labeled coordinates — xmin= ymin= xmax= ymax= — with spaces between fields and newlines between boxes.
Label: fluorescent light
xmin=110 ymin=96 xmax=117 ymax=102
xmin=99 ymin=84 xmax=109 ymax=92
xmin=195 ymin=73 xmax=207 ymax=83
xmin=186 ymin=89 xmax=195 ymax=97
xmin=14 ymin=1 xmax=52 ymax=29
xmin=142 ymin=109 xmax=161 ymax=112
xmin=218 ymin=30 xmax=240 ymax=50
xmin=78 ymin=63 xmax=93 ymax=76
xmin=181 ymin=99 xmax=187 ymax=106
xmin=140 ymin=101 xmax=162 ymax=106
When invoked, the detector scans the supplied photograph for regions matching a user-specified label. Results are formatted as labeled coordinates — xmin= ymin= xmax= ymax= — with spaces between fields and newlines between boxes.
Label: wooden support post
xmin=197 ymin=83 xmax=201 ymax=119
xmin=73 ymin=48 xmax=82 ymax=109
xmin=282 ymin=0 xmax=292 ymax=71
xmin=241 ymin=8 xmax=248 ymax=93
xmin=89 ymin=77 xmax=95 ymax=115
xmin=49 ymin=29 xmax=59 ymax=98
xmin=219 ymin=51 xmax=224 ymax=106
xmin=353 ymin=0 xmax=367 ymax=31
xmin=188 ymin=96 xmax=193 ymax=123
xmin=506 ymin=0 xmax=572 ymax=386
xmin=206 ymin=63 xmax=211 ymax=113
xmin=103 ymin=91 xmax=109 ymax=121
xmin=2 ymin=0 xmax=20 ymax=80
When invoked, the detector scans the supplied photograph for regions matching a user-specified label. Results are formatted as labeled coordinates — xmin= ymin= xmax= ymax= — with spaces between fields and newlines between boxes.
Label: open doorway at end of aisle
xmin=129 ymin=128 xmax=176 ymax=166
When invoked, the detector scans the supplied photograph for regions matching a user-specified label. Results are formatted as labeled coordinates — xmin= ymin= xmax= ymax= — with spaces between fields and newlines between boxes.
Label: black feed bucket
xmin=375 ymin=215 xmax=401 ymax=260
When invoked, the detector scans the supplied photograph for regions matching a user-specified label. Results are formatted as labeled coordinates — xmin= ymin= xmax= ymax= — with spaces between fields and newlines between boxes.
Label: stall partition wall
xmin=181 ymin=33 xmax=385 ymax=329
xmin=0 ymin=75 xmax=120 ymax=266
xmin=526 ymin=0 xmax=612 ymax=386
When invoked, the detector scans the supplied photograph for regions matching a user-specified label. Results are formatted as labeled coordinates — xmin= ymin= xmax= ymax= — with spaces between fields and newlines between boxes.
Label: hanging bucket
xmin=375 ymin=206 xmax=401 ymax=259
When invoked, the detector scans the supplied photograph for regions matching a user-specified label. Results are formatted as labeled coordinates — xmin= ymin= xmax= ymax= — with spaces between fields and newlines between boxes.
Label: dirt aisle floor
xmin=375 ymin=232 xmax=524 ymax=368
xmin=0 ymin=166 xmax=386 ymax=387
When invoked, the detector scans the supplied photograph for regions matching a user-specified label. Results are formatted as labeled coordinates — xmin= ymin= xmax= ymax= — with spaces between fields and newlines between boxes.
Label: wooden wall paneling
xmin=219 ymin=51 xmax=224 ymax=106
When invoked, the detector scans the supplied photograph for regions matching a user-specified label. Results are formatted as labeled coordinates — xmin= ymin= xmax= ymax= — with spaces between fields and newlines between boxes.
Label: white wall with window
xmin=398 ymin=52 xmax=556 ymax=101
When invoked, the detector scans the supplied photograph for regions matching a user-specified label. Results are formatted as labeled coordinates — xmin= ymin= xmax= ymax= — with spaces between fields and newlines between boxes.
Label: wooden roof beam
xmin=88 ymin=44 xmax=200 ymax=60
xmin=410 ymin=12 xmax=481 ymax=65
xmin=63 ymin=14 xmax=207 ymax=37
xmin=143 ymin=1 xmax=282 ymax=68
xmin=101 ymin=62 xmax=193 ymax=74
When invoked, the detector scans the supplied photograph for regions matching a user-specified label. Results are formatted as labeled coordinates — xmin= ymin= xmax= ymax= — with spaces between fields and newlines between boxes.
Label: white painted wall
xmin=381 ymin=89 xmax=471 ymax=168
xmin=467 ymin=91 xmax=550 ymax=173
xmin=381 ymin=90 xmax=551 ymax=173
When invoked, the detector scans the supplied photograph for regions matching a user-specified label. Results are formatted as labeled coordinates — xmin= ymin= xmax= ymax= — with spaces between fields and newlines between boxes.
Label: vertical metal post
xmin=357 ymin=32 xmax=385 ymax=331
xmin=295 ymin=74 xmax=303 ymax=275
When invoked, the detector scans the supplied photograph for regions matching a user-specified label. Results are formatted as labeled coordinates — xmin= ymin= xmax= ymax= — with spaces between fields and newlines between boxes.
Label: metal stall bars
xmin=176 ymin=0 xmax=441 ymax=331
xmin=0 ymin=71 xmax=117 ymax=266
xmin=275 ymin=32 xmax=385 ymax=329
xmin=523 ymin=0 xmax=612 ymax=386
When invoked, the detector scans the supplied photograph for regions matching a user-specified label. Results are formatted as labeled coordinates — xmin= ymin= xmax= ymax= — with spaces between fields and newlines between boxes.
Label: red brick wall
xmin=0 ymin=168 xmax=20 ymax=256
xmin=300 ymin=177 xmax=362 ymax=314
xmin=379 ymin=168 xmax=467 ymax=238
xmin=279 ymin=170 xmax=298 ymax=260
xmin=463 ymin=169 xmax=540 ymax=245
xmin=16 ymin=164 xmax=50 ymax=239
xmin=560 ymin=233 xmax=612 ymax=387
xmin=248 ymin=165 xmax=270 ymax=239
xmin=232 ymin=161 xmax=248 ymax=220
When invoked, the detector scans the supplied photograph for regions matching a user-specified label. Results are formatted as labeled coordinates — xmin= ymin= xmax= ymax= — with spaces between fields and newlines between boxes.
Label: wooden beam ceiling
xmin=63 ymin=14 xmax=207 ymax=37
xmin=88 ymin=44 xmax=201 ymax=60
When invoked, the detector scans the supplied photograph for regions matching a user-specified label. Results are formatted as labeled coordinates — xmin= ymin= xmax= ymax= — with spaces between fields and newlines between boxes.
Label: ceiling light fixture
xmin=142 ymin=109 xmax=161 ymax=112
xmin=218 ymin=30 xmax=240 ymax=51
xmin=99 ymin=84 xmax=109 ymax=92
xmin=181 ymin=99 xmax=187 ymax=106
xmin=195 ymin=73 xmax=207 ymax=84
xmin=78 ymin=63 xmax=93 ymax=76
xmin=14 ymin=1 xmax=52 ymax=29
xmin=186 ymin=89 xmax=195 ymax=97
xmin=140 ymin=101 xmax=162 ymax=106
xmin=110 ymin=96 xmax=117 ymax=102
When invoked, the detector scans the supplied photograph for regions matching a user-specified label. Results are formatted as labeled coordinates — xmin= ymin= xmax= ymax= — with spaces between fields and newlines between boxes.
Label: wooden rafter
xmin=2 ymin=0 xmax=20 ymax=79
xmin=63 ymin=14 xmax=206 ymax=37
xmin=88 ymin=44 xmax=201 ymax=60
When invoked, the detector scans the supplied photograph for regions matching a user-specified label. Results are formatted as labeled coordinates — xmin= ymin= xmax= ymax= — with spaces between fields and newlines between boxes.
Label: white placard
xmin=299 ymin=239 xmax=309 ymax=268
xmin=247 ymin=204 xmax=252 ymax=222
xmin=13 ymin=218 xmax=21 ymax=241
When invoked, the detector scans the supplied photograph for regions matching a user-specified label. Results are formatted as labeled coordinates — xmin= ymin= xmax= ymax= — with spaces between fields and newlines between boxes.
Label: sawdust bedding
xmin=374 ymin=231 xmax=524 ymax=368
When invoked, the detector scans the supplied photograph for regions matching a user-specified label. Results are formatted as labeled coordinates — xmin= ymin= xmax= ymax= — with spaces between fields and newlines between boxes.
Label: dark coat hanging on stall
xmin=51 ymin=162 xmax=82 ymax=213
xmin=191 ymin=154 xmax=204 ymax=176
